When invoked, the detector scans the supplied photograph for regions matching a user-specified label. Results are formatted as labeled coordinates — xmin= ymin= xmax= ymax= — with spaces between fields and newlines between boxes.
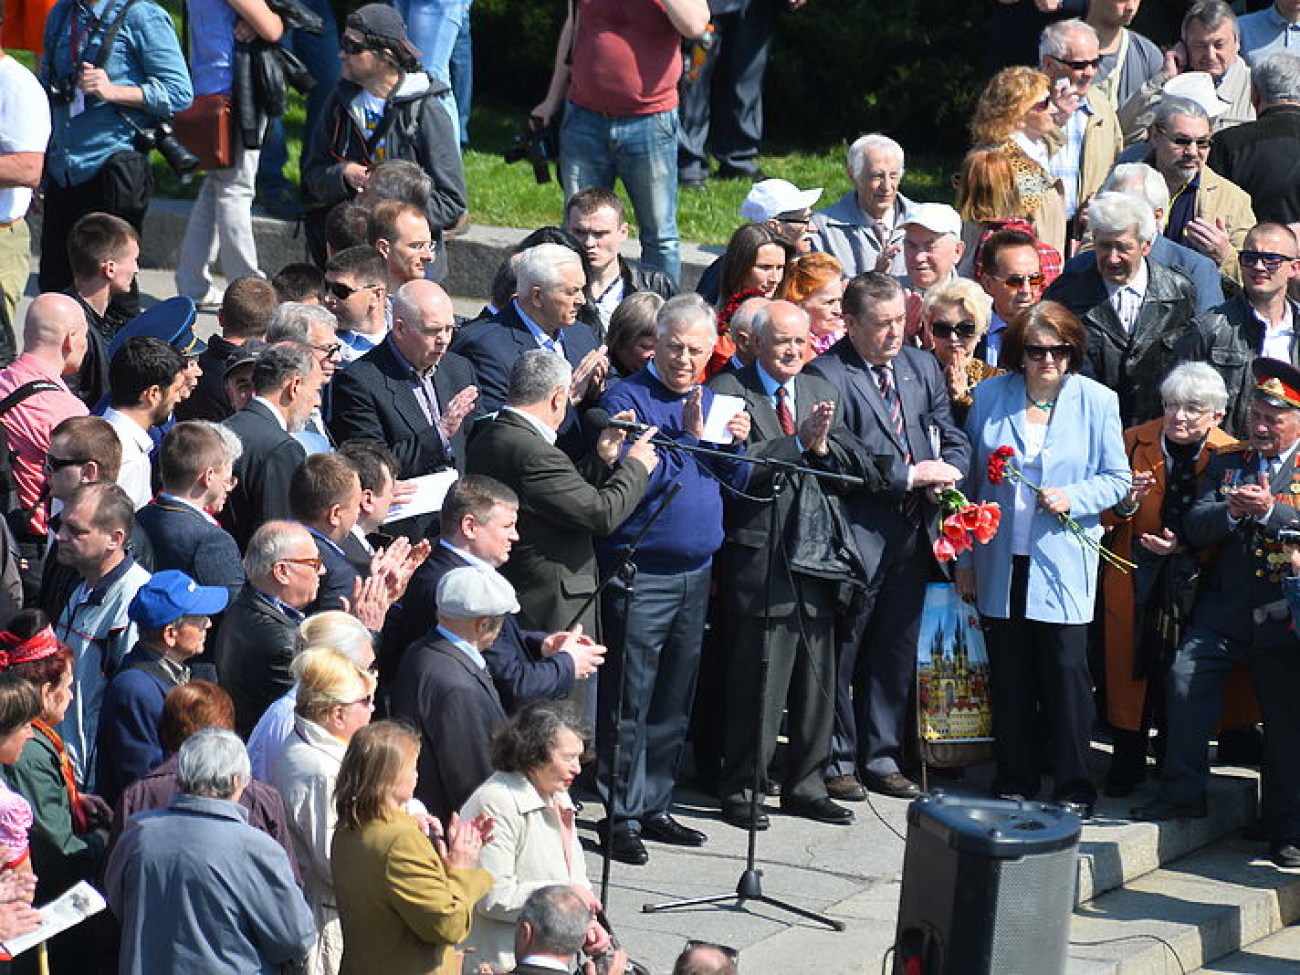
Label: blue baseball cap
xmin=129 ymin=570 xmax=229 ymax=629
xmin=107 ymin=296 xmax=205 ymax=359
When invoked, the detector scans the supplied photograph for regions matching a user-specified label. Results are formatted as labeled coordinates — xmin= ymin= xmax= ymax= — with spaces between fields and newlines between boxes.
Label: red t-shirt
xmin=568 ymin=0 xmax=683 ymax=117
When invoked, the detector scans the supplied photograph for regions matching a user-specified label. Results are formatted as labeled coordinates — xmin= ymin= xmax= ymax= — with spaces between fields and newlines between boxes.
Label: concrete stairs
xmin=1059 ymin=768 xmax=1300 ymax=974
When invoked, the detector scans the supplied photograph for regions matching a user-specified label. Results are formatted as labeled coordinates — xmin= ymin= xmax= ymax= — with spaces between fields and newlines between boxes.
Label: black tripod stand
xmin=638 ymin=447 xmax=865 ymax=931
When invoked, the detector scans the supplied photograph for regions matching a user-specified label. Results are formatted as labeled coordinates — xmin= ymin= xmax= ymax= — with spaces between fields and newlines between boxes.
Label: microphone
xmin=583 ymin=408 xmax=653 ymax=436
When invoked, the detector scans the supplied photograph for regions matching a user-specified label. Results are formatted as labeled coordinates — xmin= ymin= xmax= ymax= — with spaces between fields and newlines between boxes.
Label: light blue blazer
xmin=961 ymin=371 xmax=1130 ymax=625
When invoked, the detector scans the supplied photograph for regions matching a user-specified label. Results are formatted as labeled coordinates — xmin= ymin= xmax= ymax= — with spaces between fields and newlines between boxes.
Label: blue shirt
xmin=1240 ymin=5 xmax=1300 ymax=65
xmin=1050 ymin=98 xmax=1093 ymax=218
xmin=186 ymin=0 xmax=237 ymax=95
xmin=512 ymin=300 xmax=564 ymax=355
xmin=435 ymin=624 xmax=488 ymax=671
xmin=42 ymin=0 xmax=193 ymax=186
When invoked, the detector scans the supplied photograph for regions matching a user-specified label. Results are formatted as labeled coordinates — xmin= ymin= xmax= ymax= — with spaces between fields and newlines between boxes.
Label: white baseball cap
xmin=1162 ymin=72 xmax=1227 ymax=118
xmin=740 ymin=179 xmax=823 ymax=222
xmin=901 ymin=203 xmax=963 ymax=238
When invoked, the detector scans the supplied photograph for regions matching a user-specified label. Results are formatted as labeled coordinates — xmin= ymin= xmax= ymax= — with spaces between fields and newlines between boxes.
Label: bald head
xmin=392 ymin=280 xmax=455 ymax=374
xmin=755 ymin=300 xmax=811 ymax=383
xmin=24 ymin=293 xmax=89 ymax=376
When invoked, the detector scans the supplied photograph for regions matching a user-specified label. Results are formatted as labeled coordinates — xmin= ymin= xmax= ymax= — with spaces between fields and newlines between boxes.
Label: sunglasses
xmin=1030 ymin=95 xmax=1052 ymax=112
xmin=1158 ymin=129 xmax=1212 ymax=150
xmin=44 ymin=455 xmax=85 ymax=472
xmin=280 ymin=556 xmax=324 ymax=571
xmin=1239 ymin=250 xmax=1297 ymax=272
xmin=327 ymin=281 xmax=381 ymax=301
xmin=1048 ymin=54 xmax=1101 ymax=71
xmin=1024 ymin=343 xmax=1072 ymax=361
xmin=931 ymin=320 xmax=978 ymax=341
xmin=313 ymin=341 xmax=344 ymax=360
xmin=340 ymin=35 xmax=369 ymax=55
xmin=989 ymin=272 xmax=1045 ymax=289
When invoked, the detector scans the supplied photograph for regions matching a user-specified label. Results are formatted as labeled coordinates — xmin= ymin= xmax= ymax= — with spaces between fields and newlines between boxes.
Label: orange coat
xmin=1101 ymin=419 xmax=1258 ymax=730
xmin=2 ymin=0 xmax=55 ymax=54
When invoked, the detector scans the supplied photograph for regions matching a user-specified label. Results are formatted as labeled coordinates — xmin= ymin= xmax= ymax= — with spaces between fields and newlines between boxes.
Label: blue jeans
xmin=393 ymin=0 xmax=467 ymax=81
xmin=448 ymin=7 xmax=472 ymax=145
xmin=559 ymin=100 xmax=681 ymax=284
xmin=257 ymin=0 xmax=340 ymax=195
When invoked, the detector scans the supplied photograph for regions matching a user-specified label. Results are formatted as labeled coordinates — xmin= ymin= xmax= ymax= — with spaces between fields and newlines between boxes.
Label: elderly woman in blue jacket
xmin=955 ymin=301 xmax=1129 ymax=817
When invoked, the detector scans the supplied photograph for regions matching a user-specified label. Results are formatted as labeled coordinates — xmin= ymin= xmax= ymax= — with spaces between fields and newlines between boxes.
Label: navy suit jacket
xmin=135 ymin=497 xmax=244 ymax=598
xmin=306 ymin=528 xmax=357 ymax=613
xmin=449 ymin=302 xmax=601 ymax=415
xmin=389 ymin=632 xmax=507 ymax=822
xmin=329 ymin=337 xmax=476 ymax=478
xmin=380 ymin=543 xmax=574 ymax=713
xmin=806 ymin=340 xmax=970 ymax=571
xmin=221 ymin=399 xmax=307 ymax=550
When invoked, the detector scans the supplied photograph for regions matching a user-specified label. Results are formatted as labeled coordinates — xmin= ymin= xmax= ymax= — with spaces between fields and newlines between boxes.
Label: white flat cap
xmin=437 ymin=566 xmax=520 ymax=619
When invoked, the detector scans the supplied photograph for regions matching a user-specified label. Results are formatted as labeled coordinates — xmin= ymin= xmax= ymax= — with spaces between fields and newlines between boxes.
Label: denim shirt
xmin=41 ymin=0 xmax=193 ymax=187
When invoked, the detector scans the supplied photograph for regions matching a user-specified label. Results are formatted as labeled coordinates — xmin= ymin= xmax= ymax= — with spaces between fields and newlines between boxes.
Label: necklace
xmin=1026 ymin=391 xmax=1055 ymax=411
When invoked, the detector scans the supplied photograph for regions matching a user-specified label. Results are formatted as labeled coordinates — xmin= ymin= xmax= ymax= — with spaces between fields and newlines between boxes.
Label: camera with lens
xmin=129 ymin=118 xmax=201 ymax=176
xmin=503 ymin=117 xmax=557 ymax=185
xmin=47 ymin=76 xmax=78 ymax=106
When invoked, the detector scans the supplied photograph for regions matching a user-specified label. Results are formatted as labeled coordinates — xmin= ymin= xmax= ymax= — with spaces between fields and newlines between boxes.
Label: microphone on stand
xmin=582 ymin=408 xmax=655 ymax=437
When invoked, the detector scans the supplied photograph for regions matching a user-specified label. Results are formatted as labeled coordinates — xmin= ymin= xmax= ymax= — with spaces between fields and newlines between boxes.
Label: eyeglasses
xmin=327 ymin=281 xmax=382 ymax=301
xmin=930 ymin=320 xmax=979 ymax=341
xmin=1164 ymin=402 xmax=1212 ymax=418
xmin=313 ymin=341 xmax=344 ymax=360
xmin=775 ymin=214 xmax=812 ymax=228
xmin=1156 ymin=128 xmax=1212 ymax=150
xmin=989 ymin=272 xmax=1045 ymax=290
xmin=43 ymin=455 xmax=85 ymax=472
xmin=338 ymin=694 xmax=374 ymax=709
xmin=1239 ymin=250 xmax=1297 ymax=272
xmin=1024 ymin=343 xmax=1073 ymax=361
xmin=279 ymin=556 xmax=324 ymax=571
xmin=340 ymin=35 xmax=369 ymax=55
xmin=1047 ymin=54 xmax=1101 ymax=71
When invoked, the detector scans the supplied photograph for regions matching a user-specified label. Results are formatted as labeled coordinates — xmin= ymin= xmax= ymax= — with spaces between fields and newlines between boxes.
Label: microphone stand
xmin=633 ymin=435 xmax=860 ymax=932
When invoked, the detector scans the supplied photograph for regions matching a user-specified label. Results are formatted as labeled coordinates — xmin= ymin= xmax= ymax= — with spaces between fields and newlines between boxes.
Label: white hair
xmin=1161 ymin=361 xmax=1229 ymax=413
xmin=1087 ymin=192 xmax=1158 ymax=244
xmin=177 ymin=729 xmax=250 ymax=799
xmin=1102 ymin=163 xmax=1172 ymax=217
xmin=847 ymin=133 xmax=905 ymax=185
xmin=654 ymin=293 xmax=717 ymax=341
xmin=515 ymin=243 xmax=583 ymax=295
xmin=1039 ymin=19 xmax=1098 ymax=62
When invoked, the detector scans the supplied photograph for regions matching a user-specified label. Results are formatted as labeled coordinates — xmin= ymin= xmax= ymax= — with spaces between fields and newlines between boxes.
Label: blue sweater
xmin=95 ymin=645 xmax=182 ymax=807
xmin=598 ymin=370 xmax=747 ymax=574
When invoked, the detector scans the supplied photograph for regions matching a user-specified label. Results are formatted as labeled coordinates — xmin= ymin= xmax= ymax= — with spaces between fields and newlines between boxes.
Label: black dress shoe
xmin=1271 ymin=842 xmax=1300 ymax=868
xmin=721 ymin=805 xmax=770 ymax=831
xmin=642 ymin=813 xmax=707 ymax=847
xmin=782 ymin=796 xmax=855 ymax=825
xmin=716 ymin=164 xmax=766 ymax=181
xmin=864 ymin=771 xmax=922 ymax=799
xmin=605 ymin=830 xmax=649 ymax=865
xmin=680 ymin=176 xmax=708 ymax=191
xmin=1131 ymin=797 xmax=1207 ymax=822
xmin=826 ymin=774 xmax=868 ymax=801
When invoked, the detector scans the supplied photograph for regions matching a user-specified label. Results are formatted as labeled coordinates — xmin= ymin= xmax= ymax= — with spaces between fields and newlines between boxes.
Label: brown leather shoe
xmin=825 ymin=774 xmax=869 ymax=802
xmin=864 ymin=771 xmax=922 ymax=799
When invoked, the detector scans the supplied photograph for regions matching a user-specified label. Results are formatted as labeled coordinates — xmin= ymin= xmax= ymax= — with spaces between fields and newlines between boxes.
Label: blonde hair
xmin=335 ymin=721 xmax=421 ymax=830
xmin=296 ymin=610 xmax=375 ymax=668
xmin=922 ymin=279 xmax=993 ymax=337
xmin=293 ymin=647 xmax=377 ymax=723
xmin=955 ymin=147 xmax=1024 ymax=224
xmin=777 ymin=252 xmax=844 ymax=305
xmin=971 ymin=66 xmax=1051 ymax=146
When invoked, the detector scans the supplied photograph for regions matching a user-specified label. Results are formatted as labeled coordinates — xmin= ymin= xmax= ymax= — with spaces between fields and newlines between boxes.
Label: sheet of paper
xmin=383 ymin=469 xmax=459 ymax=524
xmin=2 ymin=881 xmax=106 ymax=958
xmin=701 ymin=393 xmax=745 ymax=443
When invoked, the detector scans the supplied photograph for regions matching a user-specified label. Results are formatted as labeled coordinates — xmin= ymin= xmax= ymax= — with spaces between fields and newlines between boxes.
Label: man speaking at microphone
xmin=594 ymin=293 xmax=752 ymax=865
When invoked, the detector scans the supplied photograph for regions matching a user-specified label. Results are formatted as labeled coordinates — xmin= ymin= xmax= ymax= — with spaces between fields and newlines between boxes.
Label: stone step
xmin=1075 ymin=769 xmax=1259 ymax=906
xmin=1190 ymin=922 xmax=1300 ymax=972
xmin=1064 ymin=836 xmax=1300 ymax=974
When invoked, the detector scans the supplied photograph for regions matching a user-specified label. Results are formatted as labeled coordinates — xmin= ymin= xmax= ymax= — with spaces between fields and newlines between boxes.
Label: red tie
xmin=775 ymin=385 xmax=795 ymax=436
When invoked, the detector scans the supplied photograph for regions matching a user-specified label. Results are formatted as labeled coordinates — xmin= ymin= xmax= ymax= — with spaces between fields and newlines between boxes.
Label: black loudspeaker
xmin=893 ymin=795 xmax=1081 ymax=975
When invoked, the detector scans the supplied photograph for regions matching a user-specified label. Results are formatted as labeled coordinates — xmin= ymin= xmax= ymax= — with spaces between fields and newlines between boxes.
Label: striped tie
xmin=873 ymin=364 xmax=906 ymax=442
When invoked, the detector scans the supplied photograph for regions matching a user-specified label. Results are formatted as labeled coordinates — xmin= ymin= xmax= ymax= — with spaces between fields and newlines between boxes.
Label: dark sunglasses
xmin=990 ymin=272 xmax=1045 ymax=289
xmin=931 ymin=320 xmax=978 ymax=341
xmin=328 ymin=281 xmax=381 ymax=301
xmin=1024 ymin=343 xmax=1072 ymax=361
xmin=1157 ymin=128 xmax=1212 ymax=150
xmin=44 ymin=455 xmax=85 ymax=471
xmin=340 ymin=35 xmax=369 ymax=55
xmin=1239 ymin=250 xmax=1297 ymax=272
xmin=1030 ymin=95 xmax=1052 ymax=112
xmin=1048 ymin=54 xmax=1101 ymax=71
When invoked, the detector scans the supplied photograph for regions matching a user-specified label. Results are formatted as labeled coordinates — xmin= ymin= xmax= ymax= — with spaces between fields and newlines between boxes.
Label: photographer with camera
xmin=38 ymin=0 xmax=193 ymax=318
xmin=302 ymin=3 xmax=466 ymax=281
xmin=173 ymin=0 xmax=286 ymax=309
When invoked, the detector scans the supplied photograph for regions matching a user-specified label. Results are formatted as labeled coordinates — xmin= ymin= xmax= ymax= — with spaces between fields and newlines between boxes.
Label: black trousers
xmin=984 ymin=556 xmax=1096 ymax=804
xmin=39 ymin=164 xmax=147 ymax=316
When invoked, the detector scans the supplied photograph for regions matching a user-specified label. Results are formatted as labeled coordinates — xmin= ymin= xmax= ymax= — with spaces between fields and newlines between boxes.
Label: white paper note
xmin=701 ymin=393 xmax=746 ymax=444
xmin=383 ymin=469 xmax=460 ymax=524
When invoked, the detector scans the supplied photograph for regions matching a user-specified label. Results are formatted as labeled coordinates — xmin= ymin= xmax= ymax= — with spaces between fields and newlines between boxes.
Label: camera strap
xmin=90 ymin=0 xmax=143 ymax=70
xmin=50 ymin=0 xmax=142 ymax=76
